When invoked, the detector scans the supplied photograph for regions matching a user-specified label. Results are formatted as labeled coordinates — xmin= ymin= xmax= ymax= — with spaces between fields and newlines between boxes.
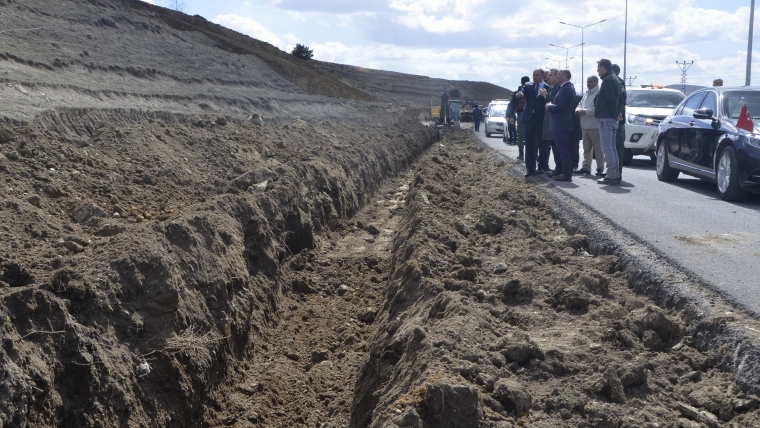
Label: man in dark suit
xmin=514 ymin=68 xmax=550 ymax=177
xmin=472 ymin=104 xmax=483 ymax=132
xmin=545 ymin=69 xmax=576 ymax=181
xmin=507 ymin=76 xmax=530 ymax=160
xmin=570 ymin=91 xmax=583 ymax=171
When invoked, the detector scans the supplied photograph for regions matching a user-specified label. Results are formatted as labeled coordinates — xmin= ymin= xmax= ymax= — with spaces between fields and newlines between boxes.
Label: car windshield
xmin=722 ymin=91 xmax=760 ymax=119
xmin=627 ymin=90 xmax=684 ymax=109
xmin=489 ymin=106 xmax=507 ymax=117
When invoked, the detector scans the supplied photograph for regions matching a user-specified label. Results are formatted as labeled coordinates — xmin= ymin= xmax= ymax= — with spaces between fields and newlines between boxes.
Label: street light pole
xmin=748 ymin=0 xmax=755 ymax=86
xmin=546 ymin=56 xmax=576 ymax=69
xmin=545 ymin=57 xmax=563 ymax=70
xmin=549 ymin=43 xmax=583 ymax=69
xmin=560 ymin=19 xmax=606 ymax=94
xmin=624 ymin=0 xmax=628 ymax=81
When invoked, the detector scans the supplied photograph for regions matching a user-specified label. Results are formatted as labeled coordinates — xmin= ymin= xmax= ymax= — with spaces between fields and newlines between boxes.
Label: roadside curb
xmin=480 ymin=138 xmax=760 ymax=395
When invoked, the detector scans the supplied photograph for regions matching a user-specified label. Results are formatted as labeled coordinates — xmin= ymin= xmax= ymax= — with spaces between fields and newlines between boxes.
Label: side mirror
xmin=693 ymin=108 xmax=713 ymax=120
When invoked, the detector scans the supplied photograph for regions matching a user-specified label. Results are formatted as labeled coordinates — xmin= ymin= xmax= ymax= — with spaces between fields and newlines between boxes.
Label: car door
xmin=690 ymin=91 xmax=721 ymax=176
xmin=666 ymin=92 xmax=706 ymax=165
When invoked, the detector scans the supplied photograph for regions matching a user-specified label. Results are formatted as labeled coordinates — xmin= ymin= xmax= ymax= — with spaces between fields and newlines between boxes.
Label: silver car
xmin=485 ymin=103 xmax=509 ymax=137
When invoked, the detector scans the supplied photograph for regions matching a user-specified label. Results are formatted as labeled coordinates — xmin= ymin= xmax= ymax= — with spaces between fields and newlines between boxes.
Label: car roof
xmin=627 ymin=87 xmax=683 ymax=93
xmin=692 ymin=86 xmax=760 ymax=94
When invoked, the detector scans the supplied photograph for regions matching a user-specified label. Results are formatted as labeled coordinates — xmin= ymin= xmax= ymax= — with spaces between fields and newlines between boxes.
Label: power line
xmin=625 ymin=76 xmax=637 ymax=86
xmin=676 ymin=61 xmax=694 ymax=94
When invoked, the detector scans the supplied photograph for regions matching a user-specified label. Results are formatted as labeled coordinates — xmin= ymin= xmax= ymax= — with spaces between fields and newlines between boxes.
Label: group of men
xmin=505 ymin=58 xmax=627 ymax=185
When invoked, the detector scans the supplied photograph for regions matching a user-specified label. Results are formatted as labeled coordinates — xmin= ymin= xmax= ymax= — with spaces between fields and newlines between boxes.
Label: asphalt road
xmin=474 ymin=128 xmax=760 ymax=315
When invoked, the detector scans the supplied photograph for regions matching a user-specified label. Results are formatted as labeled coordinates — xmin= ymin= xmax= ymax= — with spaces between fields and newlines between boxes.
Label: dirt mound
xmin=0 ymin=114 xmax=436 ymax=427
xmin=350 ymin=129 xmax=760 ymax=428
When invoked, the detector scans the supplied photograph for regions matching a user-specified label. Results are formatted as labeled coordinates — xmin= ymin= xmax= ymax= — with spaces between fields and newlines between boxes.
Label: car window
xmin=627 ymin=90 xmax=684 ymax=109
xmin=722 ymin=91 xmax=760 ymax=119
xmin=489 ymin=106 xmax=507 ymax=117
xmin=680 ymin=92 xmax=707 ymax=117
xmin=699 ymin=91 xmax=718 ymax=114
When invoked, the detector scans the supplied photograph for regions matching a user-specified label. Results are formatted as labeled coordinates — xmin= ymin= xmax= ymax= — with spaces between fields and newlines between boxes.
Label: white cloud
xmin=140 ymin=0 xmax=155 ymax=4
xmin=209 ymin=0 xmax=760 ymax=88
xmin=212 ymin=14 xmax=284 ymax=49
xmin=287 ymin=10 xmax=306 ymax=22
xmin=390 ymin=0 xmax=470 ymax=33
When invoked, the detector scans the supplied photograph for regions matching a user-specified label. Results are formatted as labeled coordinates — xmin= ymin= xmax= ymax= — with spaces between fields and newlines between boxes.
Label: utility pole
xmin=624 ymin=0 xmax=628 ymax=81
xmin=676 ymin=61 xmax=693 ymax=94
xmin=748 ymin=0 xmax=755 ymax=86
xmin=626 ymin=76 xmax=637 ymax=86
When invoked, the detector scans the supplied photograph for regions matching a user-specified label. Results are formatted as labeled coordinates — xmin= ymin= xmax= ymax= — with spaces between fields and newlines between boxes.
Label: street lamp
xmin=549 ymin=43 xmax=583 ymax=69
xmin=545 ymin=57 xmax=564 ymax=70
xmin=560 ymin=19 xmax=606 ymax=94
xmin=545 ymin=56 xmax=575 ymax=70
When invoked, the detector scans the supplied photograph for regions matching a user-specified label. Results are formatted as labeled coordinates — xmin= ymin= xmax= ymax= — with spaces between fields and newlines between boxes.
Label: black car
xmin=655 ymin=86 xmax=760 ymax=201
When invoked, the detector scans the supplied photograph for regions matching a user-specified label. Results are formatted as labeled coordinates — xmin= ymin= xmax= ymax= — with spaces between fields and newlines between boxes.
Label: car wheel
xmin=656 ymin=141 xmax=679 ymax=182
xmin=649 ymin=153 xmax=657 ymax=163
xmin=716 ymin=145 xmax=751 ymax=202
xmin=486 ymin=132 xmax=491 ymax=138
xmin=623 ymin=148 xmax=633 ymax=166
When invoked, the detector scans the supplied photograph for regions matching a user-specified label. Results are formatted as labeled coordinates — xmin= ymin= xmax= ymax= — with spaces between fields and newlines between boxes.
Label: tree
xmin=449 ymin=88 xmax=461 ymax=100
xmin=169 ymin=0 xmax=185 ymax=12
xmin=291 ymin=44 xmax=314 ymax=60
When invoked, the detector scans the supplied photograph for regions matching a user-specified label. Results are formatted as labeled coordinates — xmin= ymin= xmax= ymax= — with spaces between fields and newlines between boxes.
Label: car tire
xmin=623 ymin=148 xmax=633 ymax=166
xmin=716 ymin=145 xmax=751 ymax=202
xmin=486 ymin=132 xmax=491 ymax=138
xmin=649 ymin=153 xmax=657 ymax=163
xmin=656 ymin=141 xmax=679 ymax=182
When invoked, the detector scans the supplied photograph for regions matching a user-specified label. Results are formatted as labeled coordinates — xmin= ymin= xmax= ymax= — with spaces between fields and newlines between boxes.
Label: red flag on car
xmin=737 ymin=102 xmax=755 ymax=132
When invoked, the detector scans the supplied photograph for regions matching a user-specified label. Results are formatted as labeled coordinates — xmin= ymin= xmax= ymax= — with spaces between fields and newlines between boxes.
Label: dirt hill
xmin=0 ymin=0 xmax=509 ymax=125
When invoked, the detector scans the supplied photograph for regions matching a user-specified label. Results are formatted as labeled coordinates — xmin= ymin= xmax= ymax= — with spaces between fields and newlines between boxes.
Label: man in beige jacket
xmin=574 ymin=75 xmax=604 ymax=176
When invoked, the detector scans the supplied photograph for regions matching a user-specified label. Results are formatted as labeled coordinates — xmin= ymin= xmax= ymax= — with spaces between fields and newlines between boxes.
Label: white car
xmin=485 ymin=103 xmax=509 ymax=137
xmin=623 ymin=87 xmax=685 ymax=164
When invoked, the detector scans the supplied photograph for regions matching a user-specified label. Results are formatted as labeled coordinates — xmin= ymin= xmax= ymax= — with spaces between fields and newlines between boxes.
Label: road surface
xmin=474 ymin=129 xmax=760 ymax=315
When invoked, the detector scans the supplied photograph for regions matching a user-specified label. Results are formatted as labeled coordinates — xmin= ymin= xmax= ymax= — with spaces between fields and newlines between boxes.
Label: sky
xmin=141 ymin=0 xmax=760 ymax=90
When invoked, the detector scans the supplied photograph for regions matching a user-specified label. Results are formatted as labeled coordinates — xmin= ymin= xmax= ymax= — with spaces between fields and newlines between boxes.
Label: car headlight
xmin=627 ymin=113 xmax=647 ymax=125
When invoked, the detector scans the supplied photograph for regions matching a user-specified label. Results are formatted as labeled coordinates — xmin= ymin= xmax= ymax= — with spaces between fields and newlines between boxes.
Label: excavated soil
xmin=1 ymin=1 xmax=759 ymax=427
xmin=2 ymin=119 xmax=760 ymax=427
xmin=348 ymin=129 xmax=760 ymax=428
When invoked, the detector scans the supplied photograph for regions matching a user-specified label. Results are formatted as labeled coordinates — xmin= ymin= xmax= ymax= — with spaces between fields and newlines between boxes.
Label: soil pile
xmin=350 ymin=129 xmax=760 ymax=428
xmin=0 ymin=114 xmax=436 ymax=427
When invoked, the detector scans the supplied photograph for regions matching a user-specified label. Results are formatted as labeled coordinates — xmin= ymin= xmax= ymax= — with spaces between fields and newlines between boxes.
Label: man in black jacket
xmin=612 ymin=64 xmax=627 ymax=179
xmin=507 ymin=76 xmax=530 ymax=160
xmin=595 ymin=58 xmax=623 ymax=185
xmin=472 ymin=104 xmax=483 ymax=132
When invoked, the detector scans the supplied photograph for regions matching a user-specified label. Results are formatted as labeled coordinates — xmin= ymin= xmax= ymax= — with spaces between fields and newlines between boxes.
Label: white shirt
xmin=578 ymin=85 xmax=600 ymax=129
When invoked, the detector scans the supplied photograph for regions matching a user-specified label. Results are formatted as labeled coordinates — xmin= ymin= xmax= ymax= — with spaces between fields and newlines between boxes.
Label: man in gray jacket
xmin=575 ymin=75 xmax=604 ymax=175
xmin=595 ymin=58 xmax=622 ymax=185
